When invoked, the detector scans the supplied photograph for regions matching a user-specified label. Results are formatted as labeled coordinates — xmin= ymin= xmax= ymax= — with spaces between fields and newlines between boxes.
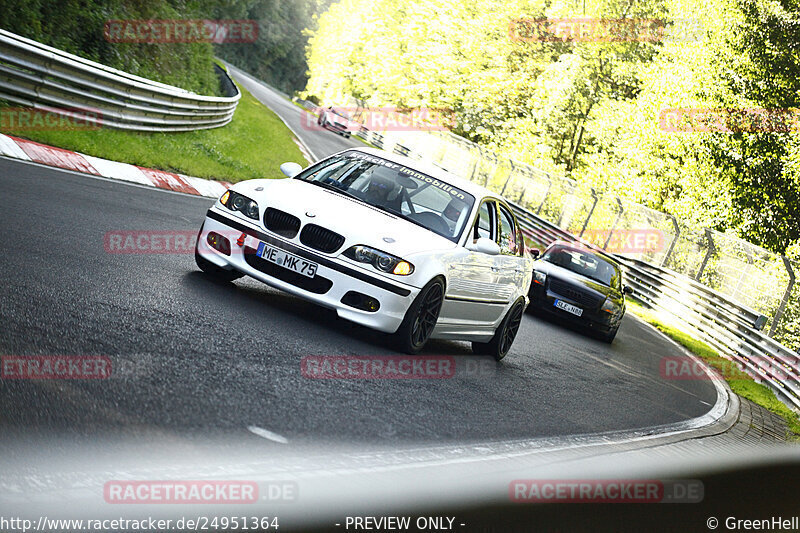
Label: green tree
xmin=705 ymin=0 xmax=800 ymax=254
xmin=214 ymin=0 xmax=333 ymax=93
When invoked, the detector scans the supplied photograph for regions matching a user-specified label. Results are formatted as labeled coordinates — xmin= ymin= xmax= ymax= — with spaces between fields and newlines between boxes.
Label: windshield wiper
xmin=369 ymin=203 xmax=405 ymax=220
xmin=303 ymin=179 xmax=364 ymax=202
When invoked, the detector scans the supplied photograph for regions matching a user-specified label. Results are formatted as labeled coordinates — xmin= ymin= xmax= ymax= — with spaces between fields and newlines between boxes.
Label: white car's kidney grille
xmin=299 ymin=224 xmax=345 ymax=254
xmin=263 ymin=208 xmax=301 ymax=238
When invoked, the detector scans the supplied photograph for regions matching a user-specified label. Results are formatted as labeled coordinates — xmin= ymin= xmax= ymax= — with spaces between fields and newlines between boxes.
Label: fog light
xmin=207 ymin=232 xmax=231 ymax=256
xmin=341 ymin=291 xmax=380 ymax=312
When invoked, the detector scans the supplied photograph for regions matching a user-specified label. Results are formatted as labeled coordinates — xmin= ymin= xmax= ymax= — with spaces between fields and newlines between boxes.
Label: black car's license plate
xmin=554 ymin=299 xmax=583 ymax=317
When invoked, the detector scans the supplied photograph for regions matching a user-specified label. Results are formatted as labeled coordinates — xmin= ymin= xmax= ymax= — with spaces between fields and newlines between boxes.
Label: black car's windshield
xmin=543 ymin=245 xmax=622 ymax=289
xmin=295 ymin=151 xmax=475 ymax=241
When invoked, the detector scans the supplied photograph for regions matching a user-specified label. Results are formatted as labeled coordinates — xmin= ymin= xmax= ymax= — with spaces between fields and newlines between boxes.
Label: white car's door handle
xmin=490 ymin=266 xmax=499 ymax=272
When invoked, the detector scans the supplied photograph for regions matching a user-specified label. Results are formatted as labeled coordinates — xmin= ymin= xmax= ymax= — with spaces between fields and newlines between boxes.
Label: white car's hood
xmin=236 ymin=178 xmax=458 ymax=257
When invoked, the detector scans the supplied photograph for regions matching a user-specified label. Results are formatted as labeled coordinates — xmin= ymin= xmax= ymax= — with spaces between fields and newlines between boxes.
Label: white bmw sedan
xmin=195 ymin=148 xmax=533 ymax=359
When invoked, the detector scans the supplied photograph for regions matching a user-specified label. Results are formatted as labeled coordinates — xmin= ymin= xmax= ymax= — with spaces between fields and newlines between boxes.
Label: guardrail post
xmin=578 ymin=188 xmax=599 ymax=238
xmin=660 ymin=216 xmax=681 ymax=267
xmin=500 ymin=160 xmax=516 ymax=196
xmin=536 ymin=178 xmax=552 ymax=215
xmin=482 ymin=153 xmax=496 ymax=187
xmin=602 ymin=198 xmax=624 ymax=250
xmin=733 ymin=251 xmax=754 ymax=303
xmin=468 ymin=145 xmax=482 ymax=182
xmin=695 ymin=228 xmax=716 ymax=281
xmin=769 ymin=256 xmax=796 ymax=337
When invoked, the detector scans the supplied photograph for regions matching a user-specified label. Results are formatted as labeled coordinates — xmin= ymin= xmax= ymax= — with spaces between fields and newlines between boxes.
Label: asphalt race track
xmin=0 ymin=153 xmax=718 ymax=452
xmin=225 ymin=62 xmax=357 ymax=161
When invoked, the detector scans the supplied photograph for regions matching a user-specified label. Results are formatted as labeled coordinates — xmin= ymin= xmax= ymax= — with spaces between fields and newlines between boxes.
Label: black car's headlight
xmin=533 ymin=270 xmax=547 ymax=285
xmin=343 ymin=245 xmax=414 ymax=276
xmin=601 ymin=298 xmax=622 ymax=314
xmin=220 ymin=190 xmax=259 ymax=220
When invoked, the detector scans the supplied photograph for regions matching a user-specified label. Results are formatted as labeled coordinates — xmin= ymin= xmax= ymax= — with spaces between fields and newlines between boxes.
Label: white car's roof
xmin=340 ymin=147 xmax=502 ymax=202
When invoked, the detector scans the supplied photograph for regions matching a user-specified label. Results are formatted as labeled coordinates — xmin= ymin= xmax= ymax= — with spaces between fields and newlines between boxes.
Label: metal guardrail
xmin=513 ymin=208 xmax=800 ymax=411
xmin=0 ymin=28 xmax=239 ymax=132
xmin=299 ymin=99 xmax=800 ymax=410
xmin=333 ymin=96 xmax=798 ymax=345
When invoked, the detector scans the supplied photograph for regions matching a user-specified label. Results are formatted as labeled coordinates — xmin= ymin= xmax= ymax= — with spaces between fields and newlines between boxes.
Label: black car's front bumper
xmin=528 ymin=284 xmax=621 ymax=333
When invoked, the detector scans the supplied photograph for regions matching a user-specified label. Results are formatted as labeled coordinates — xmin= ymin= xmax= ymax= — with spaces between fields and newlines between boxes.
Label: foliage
xmin=212 ymin=0 xmax=333 ymax=93
xmin=0 ymin=0 xmax=222 ymax=94
xmin=305 ymin=0 xmax=800 ymax=348
xmin=306 ymin=0 xmax=798 ymax=254
xmin=704 ymin=0 xmax=800 ymax=254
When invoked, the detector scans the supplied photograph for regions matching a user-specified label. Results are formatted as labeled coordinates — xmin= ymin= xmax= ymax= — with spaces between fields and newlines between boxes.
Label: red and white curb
xmin=0 ymin=133 xmax=231 ymax=198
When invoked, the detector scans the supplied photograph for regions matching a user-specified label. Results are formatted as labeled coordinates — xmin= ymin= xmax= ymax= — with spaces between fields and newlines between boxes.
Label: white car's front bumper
xmin=197 ymin=208 xmax=419 ymax=334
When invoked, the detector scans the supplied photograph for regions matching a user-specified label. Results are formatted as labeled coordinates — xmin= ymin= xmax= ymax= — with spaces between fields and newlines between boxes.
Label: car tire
xmin=472 ymin=298 xmax=525 ymax=361
xmin=195 ymin=237 xmax=243 ymax=283
xmin=600 ymin=326 xmax=619 ymax=343
xmin=394 ymin=278 xmax=445 ymax=354
xmin=527 ymin=302 xmax=544 ymax=317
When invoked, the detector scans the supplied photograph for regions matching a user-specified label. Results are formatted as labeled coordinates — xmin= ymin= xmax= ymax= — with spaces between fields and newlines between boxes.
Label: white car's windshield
xmin=295 ymin=151 xmax=475 ymax=241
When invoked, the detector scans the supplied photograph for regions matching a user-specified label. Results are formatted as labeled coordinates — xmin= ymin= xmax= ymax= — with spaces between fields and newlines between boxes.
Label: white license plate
xmin=257 ymin=241 xmax=318 ymax=278
xmin=554 ymin=299 xmax=583 ymax=317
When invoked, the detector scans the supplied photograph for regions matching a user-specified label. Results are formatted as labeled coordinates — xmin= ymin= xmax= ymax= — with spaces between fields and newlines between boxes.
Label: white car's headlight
xmin=344 ymin=245 xmax=415 ymax=276
xmin=220 ymin=190 xmax=260 ymax=220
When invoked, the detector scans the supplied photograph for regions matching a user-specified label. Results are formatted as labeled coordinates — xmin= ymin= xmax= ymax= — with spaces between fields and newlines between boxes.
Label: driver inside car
xmin=363 ymin=173 xmax=403 ymax=212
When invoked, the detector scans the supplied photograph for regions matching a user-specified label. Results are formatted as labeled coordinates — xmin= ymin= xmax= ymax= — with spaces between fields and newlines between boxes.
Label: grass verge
xmin=627 ymin=299 xmax=800 ymax=437
xmin=0 ymin=81 xmax=305 ymax=183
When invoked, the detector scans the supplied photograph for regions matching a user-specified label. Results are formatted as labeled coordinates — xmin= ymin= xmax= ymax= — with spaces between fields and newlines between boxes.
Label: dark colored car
xmin=527 ymin=240 xmax=632 ymax=342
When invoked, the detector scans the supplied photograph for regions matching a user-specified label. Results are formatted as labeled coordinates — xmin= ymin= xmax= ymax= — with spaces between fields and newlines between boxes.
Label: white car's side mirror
xmin=466 ymin=237 xmax=501 ymax=256
xmin=280 ymin=162 xmax=303 ymax=178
